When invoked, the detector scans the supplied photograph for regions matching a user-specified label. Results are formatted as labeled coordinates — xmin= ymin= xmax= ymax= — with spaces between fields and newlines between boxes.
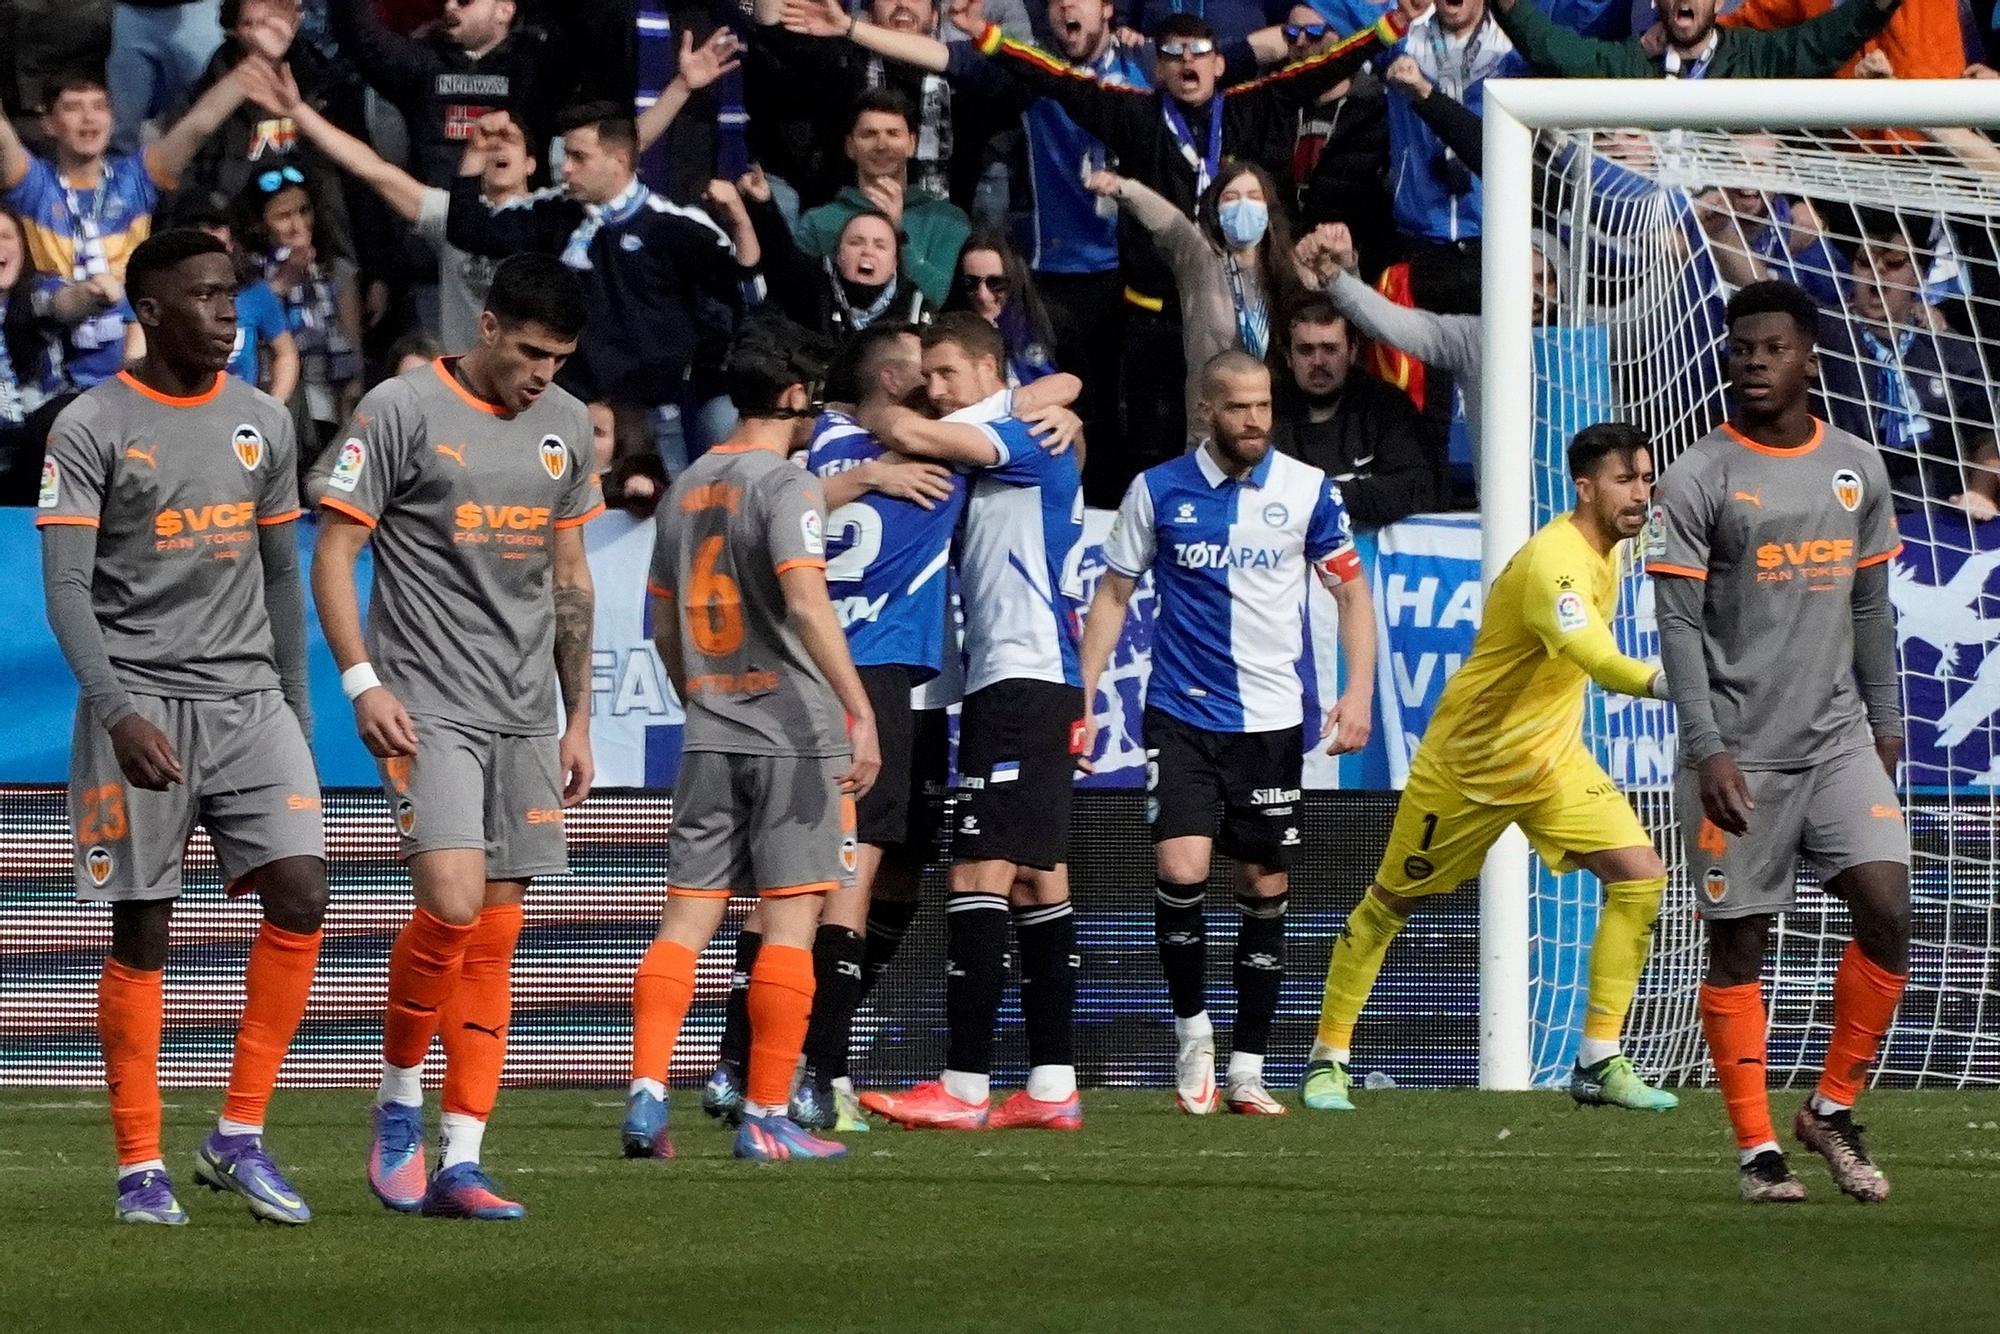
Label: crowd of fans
xmin=1 ymin=0 xmax=1997 ymax=519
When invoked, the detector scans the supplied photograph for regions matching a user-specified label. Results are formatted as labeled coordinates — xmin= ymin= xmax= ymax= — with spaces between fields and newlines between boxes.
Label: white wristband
xmin=341 ymin=662 xmax=383 ymax=701
xmin=1650 ymin=668 xmax=1672 ymax=701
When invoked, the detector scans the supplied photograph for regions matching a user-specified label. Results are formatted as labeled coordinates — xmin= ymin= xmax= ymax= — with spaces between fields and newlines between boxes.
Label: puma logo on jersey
xmin=1732 ymin=489 xmax=1762 ymax=508
xmin=435 ymin=443 xmax=467 ymax=466
xmin=125 ymin=445 xmax=158 ymax=469
xmin=833 ymin=593 xmax=889 ymax=627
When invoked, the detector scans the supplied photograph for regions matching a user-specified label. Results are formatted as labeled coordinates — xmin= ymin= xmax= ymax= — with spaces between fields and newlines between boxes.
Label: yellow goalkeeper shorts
xmin=1373 ymin=750 xmax=1652 ymax=897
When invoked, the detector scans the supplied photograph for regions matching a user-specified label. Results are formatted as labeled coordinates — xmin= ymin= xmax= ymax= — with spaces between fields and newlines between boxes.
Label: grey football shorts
xmin=380 ymin=712 xmax=568 ymax=881
xmin=666 ymin=750 xmax=856 ymax=899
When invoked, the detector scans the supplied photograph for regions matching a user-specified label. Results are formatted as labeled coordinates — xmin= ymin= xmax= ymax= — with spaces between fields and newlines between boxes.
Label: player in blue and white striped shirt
xmin=1079 ymin=349 xmax=1377 ymax=1116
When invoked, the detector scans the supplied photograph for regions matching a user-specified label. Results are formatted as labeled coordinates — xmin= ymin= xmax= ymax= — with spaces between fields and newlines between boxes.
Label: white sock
xmin=1577 ymin=1037 xmax=1621 ymax=1067
xmin=1026 ymin=1064 xmax=1076 ymax=1101
xmin=1309 ymin=1041 xmax=1352 ymax=1066
xmin=118 ymin=1157 xmax=166 ymax=1181
xmin=831 ymin=1075 xmax=855 ymax=1095
xmin=438 ymin=1112 xmax=486 ymax=1169
xmin=216 ymin=1117 xmax=263 ymax=1139
xmin=1809 ymin=1093 xmax=1849 ymax=1117
xmin=1226 ymin=1051 xmax=1264 ymax=1085
xmin=1174 ymin=1012 xmax=1213 ymax=1046
xmin=629 ymin=1077 xmax=665 ymax=1100
xmin=941 ymin=1069 xmax=990 ymax=1105
xmin=377 ymin=1062 xmax=423 ymax=1108
xmin=1738 ymin=1139 xmax=1781 ymax=1165
xmin=742 ymin=1100 xmax=785 ymax=1119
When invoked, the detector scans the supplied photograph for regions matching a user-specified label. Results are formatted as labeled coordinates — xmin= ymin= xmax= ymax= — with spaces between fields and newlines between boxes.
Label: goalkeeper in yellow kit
xmin=1303 ymin=424 xmax=1678 ymax=1113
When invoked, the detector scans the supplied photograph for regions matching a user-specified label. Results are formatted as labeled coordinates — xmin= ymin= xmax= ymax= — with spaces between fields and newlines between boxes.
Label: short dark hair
xmin=921 ymin=310 xmax=1005 ymax=369
xmin=1566 ymin=422 xmax=1652 ymax=481
xmin=726 ymin=316 xmax=839 ymax=417
xmin=44 ymin=69 xmax=108 ymax=105
xmin=164 ymin=199 xmax=232 ymax=233
xmin=556 ymin=101 xmax=639 ymax=156
xmin=848 ymin=87 xmax=915 ymax=135
xmin=825 ymin=321 xmax=917 ymax=404
xmin=1284 ymin=295 xmax=1350 ymax=341
xmin=1155 ymin=12 xmax=1216 ymax=42
xmin=387 ymin=330 xmax=445 ymax=369
xmin=125 ymin=228 xmax=230 ymax=305
xmin=484 ymin=253 xmax=589 ymax=340
xmin=1725 ymin=279 xmax=1819 ymax=345
xmin=838 ymin=207 xmax=904 ymax=253
xmin=1854 ymin=206 xmax=1927 ymax=262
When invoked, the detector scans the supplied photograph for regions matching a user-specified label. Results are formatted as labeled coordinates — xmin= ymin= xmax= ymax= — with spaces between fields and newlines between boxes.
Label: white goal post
xmin=1477 ymin=78 xmax=2000 ymax=1091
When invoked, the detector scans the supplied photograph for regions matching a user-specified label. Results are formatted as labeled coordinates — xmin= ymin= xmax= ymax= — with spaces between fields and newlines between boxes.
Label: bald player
xmin=315 ymin=254 xmax=602 ymax=1221
xmin=39 ymin=228 xmax=326 ymax=1227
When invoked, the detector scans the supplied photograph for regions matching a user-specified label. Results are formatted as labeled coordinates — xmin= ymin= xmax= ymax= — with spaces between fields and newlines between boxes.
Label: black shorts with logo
xmin=954 ymin=678 xmax=1083 ymax=871
xmin=1145 ymin=707 xmax=1303 ymax=871
xmin=855 ymin=665 xmax=949 ymax=855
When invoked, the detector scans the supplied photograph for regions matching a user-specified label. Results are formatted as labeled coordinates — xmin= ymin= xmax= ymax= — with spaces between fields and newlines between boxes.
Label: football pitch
xmin=4 ymin=1088 xmax=1997 ymax=1333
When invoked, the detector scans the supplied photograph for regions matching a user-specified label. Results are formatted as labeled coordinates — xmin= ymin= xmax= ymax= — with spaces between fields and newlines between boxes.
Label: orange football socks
xmin=1816 ymin=941 xmax=1907 ymax=1110
xmin=383 ymin=908 xmax=475 ymax=1070
xmin=221 ymin=922 xmax=323 ymax=1129
xmin=440 ymin=904 xmax=523 ymax=1120
xmin=746 ymin=944 xmax=817 ymax=1110
xmin=630 ymin=940 xmax=699 ymax=1086
xmin=1699 ymin=981 xmax=1774 ymax=1151
xmin=99 ymin=960 xmax=165 ymax=1168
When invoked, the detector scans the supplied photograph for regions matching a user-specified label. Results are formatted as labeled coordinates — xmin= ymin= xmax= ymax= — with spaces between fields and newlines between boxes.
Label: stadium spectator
xmin=384 ymin=328 xmax=442 ymax=375
xmin=1719 ymin=0 xmax=1962 ymax=79
xmin=326 ymin=0 xmax=595 ymax=188
xmin=1305 ymin=0 xmax=1529 ymax=314
xmin=1271 ymin=295 xmax=1442 ymax=525
xmin=0 ymin=204 xmax=71 ymax=505
xmin=1089 ymin=161 xmax=1304 ymax=431
xmin=237 ymin=56 xmax=528 ymax=351
xmin=742 ymin=165 xmax=937 ymax=337
xmin=793 ymin=89 xmax=973 ymax=310
xmin=635 ymin=23 xmax=748 ymax=203
xmin=0 ymin=65 xmax=258 ymax=386
xmin=444 ymin=104 xmax=752 ymax=471
xmin=1490 ymin=0 xmax=1902 ymax=76
xmin=173 ymin=199 xmax=300 ymax=402
xmin=1816 ymin=214 xmax=2000 ymax=518
xmin=2 ymin=1 xmax=116 ymax=121
xmin=106 ymin=0 xmax=227 ymax=151
xmin=1691 ymin=165 xmax=1845 ymax=309
xmin=1285 ymin=42 xmax=1394 ymax=276
xmin=173 ymin=0 xmax=359 ymax=267
xmin=964 ymin=2 xmax=1408 ymax=486
xmin=237 ymin=161 xmax=361 ymax=444
xmin=1116 ymin=0 xmax=1293 ymax=45
xmin=945 ymin=230 xmax=1067 ymax=386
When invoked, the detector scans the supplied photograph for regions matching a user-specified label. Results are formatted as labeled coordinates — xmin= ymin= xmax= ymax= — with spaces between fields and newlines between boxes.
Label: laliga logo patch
xmin=1554 ymin=589 xmax=1589 ymax=634
xmin=1832 ymin=467 xmax=1863 ymax=513
xmin=800 ymin=509 xmax=824 ymax=556
xmin=1703 ymin=866 xmax=1728 ymax=903
xmin=86 ymin=847 xmax=114 ymax=887
xmin=396 ymin=797 xmax=417 ymax=836
xmin=38 ymin=458 xmax=60 ymax=509
xmin=329 ymin=438 xmax=365 ymax=493
xmin=232 ymin=423 xmax=265 ymax=471
xmin=539 ymin=435 xmax=569 ymax=481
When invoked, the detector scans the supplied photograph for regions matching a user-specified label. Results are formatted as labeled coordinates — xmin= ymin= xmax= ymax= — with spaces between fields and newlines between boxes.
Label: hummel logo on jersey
xmin=1174 ymin=501 xmax=1198 ymax=524
xmin=959 ymin=815 xmax=981 ymax=835
xmin=1171 ymin=542 xmax=1283 ymax=570
xmin=1282 ymin=827 xmax=1300 ymax=847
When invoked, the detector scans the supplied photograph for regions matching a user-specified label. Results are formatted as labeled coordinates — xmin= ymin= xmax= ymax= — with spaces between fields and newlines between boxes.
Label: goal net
xmin=1480 ymin=81 xmax=2000 ymax=1090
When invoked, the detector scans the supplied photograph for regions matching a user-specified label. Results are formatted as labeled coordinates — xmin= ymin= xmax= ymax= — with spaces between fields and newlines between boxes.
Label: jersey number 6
xmin=687 ymin=536 xmax=745 ymax=656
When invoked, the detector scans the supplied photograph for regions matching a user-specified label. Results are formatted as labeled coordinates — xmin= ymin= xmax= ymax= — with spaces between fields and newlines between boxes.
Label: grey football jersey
xmin=37 ymin=371 xmax=300 ymax=698
xmin=322 ymin=359 xmax=602 ymax=734
xmin=649 ymin=445 xmax=848 ymax=758
xmin=1649 ymin=420 xmax=1900 ymax=769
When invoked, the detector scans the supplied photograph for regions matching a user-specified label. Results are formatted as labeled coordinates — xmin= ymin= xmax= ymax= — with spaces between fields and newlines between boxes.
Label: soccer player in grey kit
xmin=38 ymin=228 xmax=327 ymax=1226
xmin=1651 ymin=280 xmax=1910 ymax=1205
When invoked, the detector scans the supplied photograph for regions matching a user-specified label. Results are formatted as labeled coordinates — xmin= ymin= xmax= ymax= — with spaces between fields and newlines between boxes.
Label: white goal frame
xmin=1476 ymin=78 xmax=2000 ymax=1090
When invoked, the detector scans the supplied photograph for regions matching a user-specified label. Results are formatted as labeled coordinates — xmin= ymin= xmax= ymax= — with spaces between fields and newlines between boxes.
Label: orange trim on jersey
xmin=553 ymin=501 xmax=606 ymax=530
xmin=1721 ymin=418 xmax=1823 ymax=457
xmin=117 ymin=370 xmax=225 ymax=408
xmin=774 ymin=557 xmax=826 ymax=576
xmin=705 ymin=442 xmax=781 ymax=455
xmin=761 ymin=880 xmax=837 ymax=898
xmin=33 ymin=514 xmax=99 ymax=528
xmin=318 ymin=496 xmax=379 ymax=529
xmin=256 ymin=509 xmax=302 ymax=527
xmin=1647 ymin=562 xmax=1707 ymax=580
xmin=1858 ymin=543 xmax=1905 ymax=569
xmin=666 ymin=885 xmax=732 ymax=900
xmin=429 ymin=358 xmax=507 ymax=417
xmin=646 ymin=581 xmax=675 ymax=600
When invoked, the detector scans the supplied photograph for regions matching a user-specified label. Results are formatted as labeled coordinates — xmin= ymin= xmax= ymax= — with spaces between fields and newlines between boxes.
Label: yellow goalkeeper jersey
xmin=1415 ymin=513 xmax=1655 ymax=805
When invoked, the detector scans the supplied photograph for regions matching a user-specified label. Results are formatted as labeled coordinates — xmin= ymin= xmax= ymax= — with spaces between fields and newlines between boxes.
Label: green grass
xmin=4 ymin=1088 xmax=1998 ymax=1332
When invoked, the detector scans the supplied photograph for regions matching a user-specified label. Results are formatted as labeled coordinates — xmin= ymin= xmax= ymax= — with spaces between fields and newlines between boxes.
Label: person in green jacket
xmin=792 ymin=87 xmax=973 ymax=309
xmin=1490 ymin=0 xmax=1900 ymax=78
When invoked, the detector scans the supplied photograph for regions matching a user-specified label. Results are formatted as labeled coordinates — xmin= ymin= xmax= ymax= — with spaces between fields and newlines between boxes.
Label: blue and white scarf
xmin=1859 ymin=324 xmax=1931 ymax=449
xmin=62 ymin=173 xmax=125 ymax=351
xmin=1225 ymin=254 xmax=1269 ymax=359
xmin=562 ymin=178 xmax=651 ymax=270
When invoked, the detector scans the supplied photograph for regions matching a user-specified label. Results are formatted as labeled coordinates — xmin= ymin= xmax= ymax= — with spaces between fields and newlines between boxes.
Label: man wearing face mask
xmin=1489 ymin=0 xmax=1901 ymax=78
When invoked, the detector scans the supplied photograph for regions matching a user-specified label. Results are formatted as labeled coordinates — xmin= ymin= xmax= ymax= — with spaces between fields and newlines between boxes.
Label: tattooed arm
xmin=552 ymin=524 xmax=597 ymax=807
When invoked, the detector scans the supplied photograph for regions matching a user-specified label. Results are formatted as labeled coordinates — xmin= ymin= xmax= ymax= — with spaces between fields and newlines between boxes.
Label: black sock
xmin=1154 ymin=879 xmax=1208 ymax=1019
xmin=716 ymin=926 xmax=761 ymax=1070
xmin=1231 ymin=892 xmax=1288 ymax=1058
xmin=1014 ymin=900 xmax=1078 ymax=1071
xmin=860 ymin=897 xmax=921 ymax=1000
xmin=944 ymin=893 xmax=1009 ymax=1076
xmin=802 ymin=924 xmax=865 ymax=1081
